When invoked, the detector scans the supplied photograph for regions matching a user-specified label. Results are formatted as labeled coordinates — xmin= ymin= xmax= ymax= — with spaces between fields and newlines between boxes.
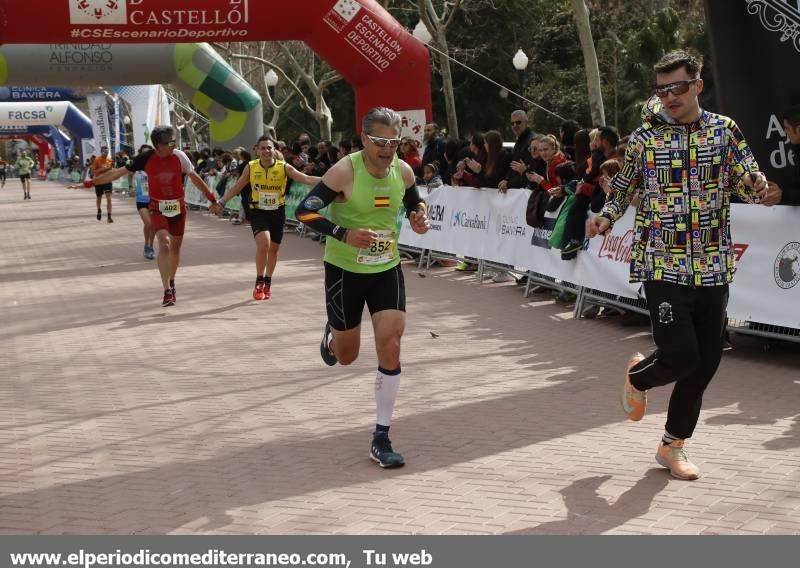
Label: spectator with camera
xmin=453 ymin=133 xmax=487 ymax=188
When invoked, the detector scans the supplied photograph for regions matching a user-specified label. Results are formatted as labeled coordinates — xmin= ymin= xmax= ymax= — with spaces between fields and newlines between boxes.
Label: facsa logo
xmin=7 ymin=110 xmax=48 ymax=120
xmin=70 ymin=0 xmax=127 ymax=25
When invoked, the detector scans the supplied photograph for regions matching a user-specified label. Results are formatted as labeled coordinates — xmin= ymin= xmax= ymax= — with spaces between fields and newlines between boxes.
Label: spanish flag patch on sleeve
xmin=374 ymin=196 xmax=390 ymax=208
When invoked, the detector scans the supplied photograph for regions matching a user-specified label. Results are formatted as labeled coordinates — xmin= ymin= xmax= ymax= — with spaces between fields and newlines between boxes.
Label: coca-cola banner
xmin=398 ymin=185 xmax=800 ymax=329
xmin=705 ymin=0 xmax=800 ymax=189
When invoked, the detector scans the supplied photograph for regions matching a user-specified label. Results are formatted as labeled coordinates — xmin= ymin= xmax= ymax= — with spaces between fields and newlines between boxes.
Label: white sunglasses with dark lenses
xmin=365 ymin=133 xmax=402 ymax=148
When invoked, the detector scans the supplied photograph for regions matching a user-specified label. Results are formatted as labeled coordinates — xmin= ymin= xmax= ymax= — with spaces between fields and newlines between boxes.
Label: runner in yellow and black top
xmin=294 ymin=107 xmax=430 ymax=469
xmin=212 ymin=136 xmax=321 ymax=301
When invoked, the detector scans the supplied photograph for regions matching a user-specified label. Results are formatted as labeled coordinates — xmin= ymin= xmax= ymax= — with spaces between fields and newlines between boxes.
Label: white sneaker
xmin=491 ymin=271 xmax=515 ymax=283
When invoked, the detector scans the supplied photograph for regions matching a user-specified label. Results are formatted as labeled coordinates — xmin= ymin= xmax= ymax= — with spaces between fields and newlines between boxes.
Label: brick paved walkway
xmin=1 ymin=181 xmax=799 ymax=535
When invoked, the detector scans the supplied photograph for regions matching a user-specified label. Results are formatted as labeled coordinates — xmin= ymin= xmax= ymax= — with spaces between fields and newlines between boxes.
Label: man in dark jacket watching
xmin=764 ymin=105 xmax=800 ymax=206
xmin=421 ymin=122 xmax=447 ymax=170
xmin=498 ymin=109 xmax=535 ymax=192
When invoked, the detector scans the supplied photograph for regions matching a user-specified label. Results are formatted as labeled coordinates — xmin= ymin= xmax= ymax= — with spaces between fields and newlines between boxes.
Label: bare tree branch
xmin=443 ymin=0 xmax=465 ymax=29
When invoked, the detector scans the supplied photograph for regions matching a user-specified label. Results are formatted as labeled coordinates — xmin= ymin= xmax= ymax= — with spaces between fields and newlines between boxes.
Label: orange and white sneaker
xmin=621 ymin=352 xmax=647 ymax=421
xmin=252 ymin=283 xmax=265 ymax=301
xmin=656 ymin=439 xmax=700 ymax=480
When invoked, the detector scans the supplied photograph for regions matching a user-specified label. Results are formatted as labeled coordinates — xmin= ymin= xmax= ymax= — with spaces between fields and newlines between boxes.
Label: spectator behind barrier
xmin=455 ymin=133 xmax=487 ymax=188
xmin=422 ymin=122 xmax=447 ymax=173
xmin=560 ymin=120 xmax=581 ymax=162
xmin=422 ymin=162 xmax=444 ymax=193
xmin=765 ymin=104 xmax=800 ymax=206
xmin=337 ymin=139 xmax=352 ymax=161
xmin=399 ymin=137 xmax=422 ymax=175
xmin=526 ymin=135 xmax=565 ymax=191
xmin=442 ymin=138 xmax=469 ymax=185
xmin=483 ymin=130 xmax=512 ymax=190
xmin=499 ymin=109 xmax=536 ymax=192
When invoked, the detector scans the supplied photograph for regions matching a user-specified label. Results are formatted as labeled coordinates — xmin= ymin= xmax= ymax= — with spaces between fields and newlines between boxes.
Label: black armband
xmin=295 ymin=181 xmax=347 ymax=241
xmin=402 ymin=184 xmax=426 ymax=219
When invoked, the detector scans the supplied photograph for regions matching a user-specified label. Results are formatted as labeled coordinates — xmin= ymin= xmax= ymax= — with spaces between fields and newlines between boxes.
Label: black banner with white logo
xmin=704 ymin=0 xmax=800 ymax=188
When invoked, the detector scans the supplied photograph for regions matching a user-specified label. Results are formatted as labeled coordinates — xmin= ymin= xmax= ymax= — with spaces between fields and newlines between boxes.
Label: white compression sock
xmin=375 ymin=366 xmax=401 ymax=427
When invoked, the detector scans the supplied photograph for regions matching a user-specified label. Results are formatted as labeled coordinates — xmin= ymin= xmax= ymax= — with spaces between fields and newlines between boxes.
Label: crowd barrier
xmin=397 ymin=185 xmax=800 ymax=343
xmin=152 ymin=177 xmax=800 ymax=343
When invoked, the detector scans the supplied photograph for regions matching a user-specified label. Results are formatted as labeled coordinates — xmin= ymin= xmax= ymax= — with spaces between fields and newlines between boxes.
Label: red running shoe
xmin=252 ymin=283 xmax=265 ymax=301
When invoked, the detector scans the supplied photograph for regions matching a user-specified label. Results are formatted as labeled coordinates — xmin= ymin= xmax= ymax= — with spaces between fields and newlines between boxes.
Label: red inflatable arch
xmin=0 ymin=0 xmax=432 ymax=136
xmin=0 ymin=135 xmax=52 ymax=176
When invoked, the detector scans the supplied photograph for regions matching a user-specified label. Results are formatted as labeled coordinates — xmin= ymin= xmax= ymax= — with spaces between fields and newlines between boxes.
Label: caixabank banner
xmin=705 ymin=0 xmax=800 ymax=189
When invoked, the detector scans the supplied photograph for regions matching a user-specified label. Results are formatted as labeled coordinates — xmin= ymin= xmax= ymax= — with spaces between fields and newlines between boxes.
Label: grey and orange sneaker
xmin=656 ymin=439 xmax=700 ymax=480
xmin=622 ymin=352 xmax=647 ymax=421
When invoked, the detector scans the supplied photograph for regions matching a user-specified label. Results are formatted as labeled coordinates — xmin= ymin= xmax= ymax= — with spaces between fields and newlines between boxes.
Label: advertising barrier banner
xmin=727 ymin=204 xmax=800 ymax=328
xmin=398 ymin=184 xmax=799 ymax=329
xmin=86 ymin=92 xmax=111 ymax=152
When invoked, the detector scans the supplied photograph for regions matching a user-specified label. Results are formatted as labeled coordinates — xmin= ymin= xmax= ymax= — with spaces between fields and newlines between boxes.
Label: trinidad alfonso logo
xmin=774 ymin=241 xmax=800 ymax=289
xmin=70 ymin=0 xmax=127 ymax=24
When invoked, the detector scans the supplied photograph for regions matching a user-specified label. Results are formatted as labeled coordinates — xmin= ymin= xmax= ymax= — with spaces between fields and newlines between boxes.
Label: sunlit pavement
xmin=1 ymin=181 xmax=799 ymax=535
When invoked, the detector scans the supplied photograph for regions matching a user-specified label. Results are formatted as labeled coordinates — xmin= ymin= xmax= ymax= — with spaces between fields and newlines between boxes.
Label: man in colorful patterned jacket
xmin=587 ymin=50 xmax=772 ymax=481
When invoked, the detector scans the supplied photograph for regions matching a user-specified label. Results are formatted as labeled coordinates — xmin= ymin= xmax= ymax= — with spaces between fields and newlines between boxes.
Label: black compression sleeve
xmin=295 ymin=181 xmax=348 ymax=241
xmin=402 ymin=184 xmax=426 ymax=219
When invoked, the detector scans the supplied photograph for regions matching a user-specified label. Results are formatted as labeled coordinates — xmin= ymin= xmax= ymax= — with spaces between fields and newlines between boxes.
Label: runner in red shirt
xmin=87 ymin=126 xmax=217 ymax=307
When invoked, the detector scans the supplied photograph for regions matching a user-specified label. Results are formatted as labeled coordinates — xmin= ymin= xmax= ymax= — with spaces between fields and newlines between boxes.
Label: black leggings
xmin=629 ymin=281 xmax=729 ymax=439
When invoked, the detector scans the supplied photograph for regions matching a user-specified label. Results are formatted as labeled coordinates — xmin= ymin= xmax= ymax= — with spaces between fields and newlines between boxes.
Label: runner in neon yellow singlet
xmin=295 ymin=107 xmax=430 ymax=469
xmin=15 ymin=152 xmax=35 ymax=200
xmin=212 ymin=136 xmax=320 ymax=301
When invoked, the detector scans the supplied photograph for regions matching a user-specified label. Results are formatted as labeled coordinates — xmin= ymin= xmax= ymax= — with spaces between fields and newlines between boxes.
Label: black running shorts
xmin=324 ymin=262 xmax=406 ymax=331
xmin=249 ymin=206 xmax=285 ymax=244
xmin=95 ymin=183 xmax=112 ymax=197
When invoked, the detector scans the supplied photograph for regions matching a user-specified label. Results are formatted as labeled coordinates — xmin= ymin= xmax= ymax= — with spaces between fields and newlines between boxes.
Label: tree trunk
xmin=434 ymin=32 xmax=459 ymax=139
xmin=317 ymin=97 xmax=333 ymax=141
xmin=572 ymin=0 xmax=605 ymax=126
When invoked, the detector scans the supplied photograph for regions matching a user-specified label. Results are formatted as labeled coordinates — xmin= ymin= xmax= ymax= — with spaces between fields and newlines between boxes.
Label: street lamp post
xmin=512 ymin=48 xmax=529 ymax=100
xmin=264 ymin=69 xmax=279 ymax=99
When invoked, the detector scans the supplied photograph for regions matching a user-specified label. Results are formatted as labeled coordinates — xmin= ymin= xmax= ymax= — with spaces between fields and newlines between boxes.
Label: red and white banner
xmin=399 ymin=185 xmax=800 ymax=329
xmin=0 ymin=0 xmax=432 ymax=127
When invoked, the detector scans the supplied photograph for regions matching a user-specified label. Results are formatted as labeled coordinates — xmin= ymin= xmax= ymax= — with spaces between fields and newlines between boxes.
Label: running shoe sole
xmin=369 ymin=453 xmax=405 ymax=468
